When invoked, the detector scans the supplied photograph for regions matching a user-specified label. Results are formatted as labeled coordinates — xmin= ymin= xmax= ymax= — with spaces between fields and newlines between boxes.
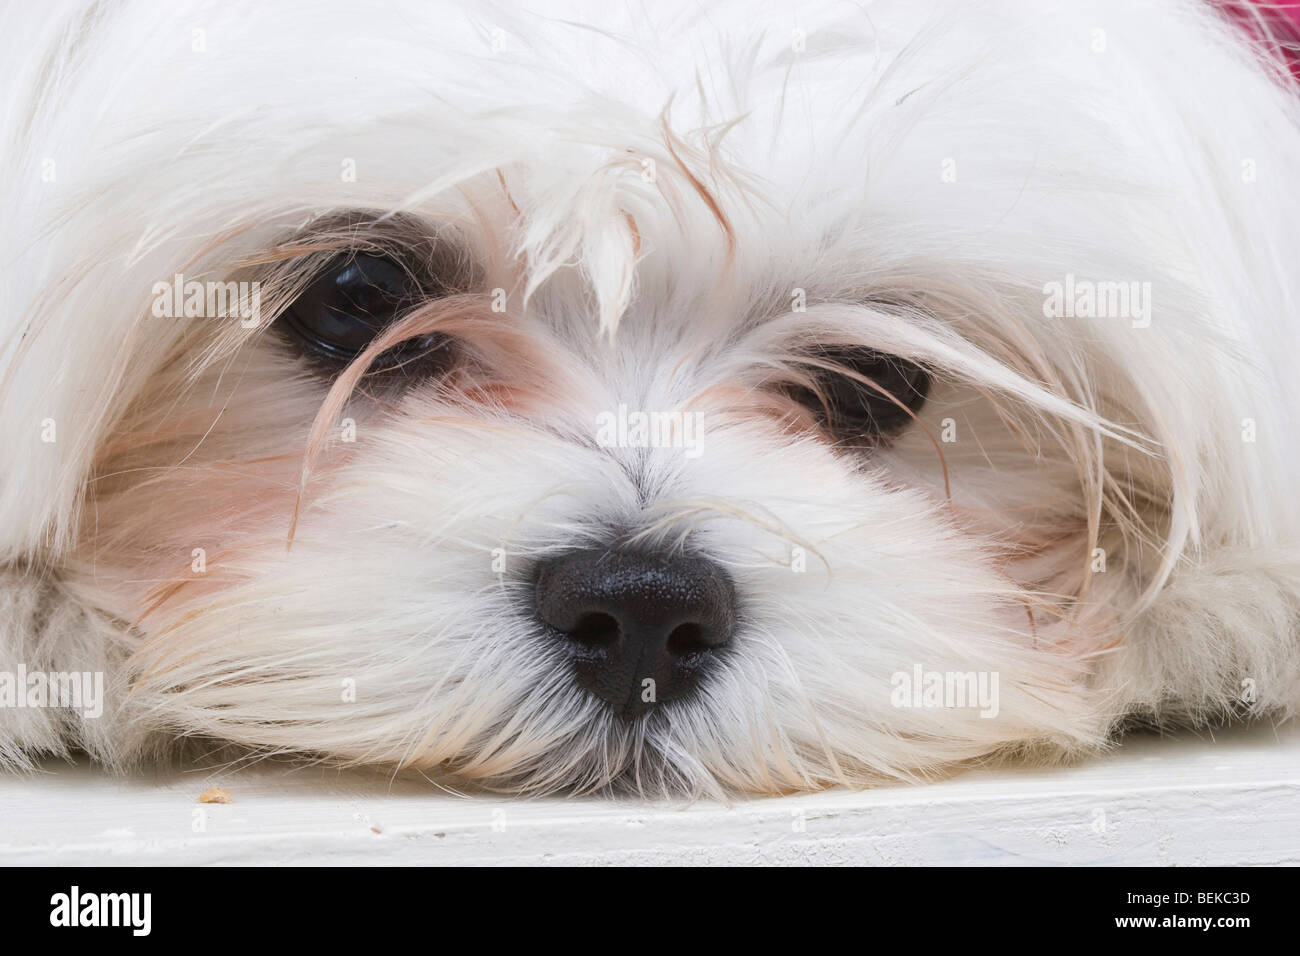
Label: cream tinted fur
xmin=1 ymin=0 xmax=1298 ymax=795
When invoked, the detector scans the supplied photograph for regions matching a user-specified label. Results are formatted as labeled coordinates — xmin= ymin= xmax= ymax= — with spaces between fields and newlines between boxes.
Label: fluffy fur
xmin=2 ymin=0 xmax=1299 ymax=796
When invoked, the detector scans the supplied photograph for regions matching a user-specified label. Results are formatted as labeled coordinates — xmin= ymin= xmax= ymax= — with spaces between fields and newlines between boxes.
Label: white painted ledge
xmin=2 ymin=721 xmax=1297 ymax=865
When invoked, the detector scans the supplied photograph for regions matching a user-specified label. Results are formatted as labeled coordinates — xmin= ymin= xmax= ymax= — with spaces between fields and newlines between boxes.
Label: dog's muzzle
xmin=534 ymin=549 xmax=737 ymax=719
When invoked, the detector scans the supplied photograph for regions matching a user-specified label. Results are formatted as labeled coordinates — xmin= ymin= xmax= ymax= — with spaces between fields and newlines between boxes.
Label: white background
xmin=2 ymin=721 xmax=1296 ymax=865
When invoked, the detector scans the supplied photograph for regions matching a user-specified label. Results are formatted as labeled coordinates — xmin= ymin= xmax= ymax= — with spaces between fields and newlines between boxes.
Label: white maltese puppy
xmin=2 ymin=0 xmax=1298 ymax=797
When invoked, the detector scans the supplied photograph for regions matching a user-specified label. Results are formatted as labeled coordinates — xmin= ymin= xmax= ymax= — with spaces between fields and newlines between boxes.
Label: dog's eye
xmin=278 ymin=253 xmax=443 ymax=365
xmin=784 ymin=347 xmax=930 ymax=440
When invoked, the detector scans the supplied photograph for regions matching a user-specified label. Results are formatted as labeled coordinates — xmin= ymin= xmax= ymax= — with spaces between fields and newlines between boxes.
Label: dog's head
xmin=3 ymin=0 xmax=1294 ymax=794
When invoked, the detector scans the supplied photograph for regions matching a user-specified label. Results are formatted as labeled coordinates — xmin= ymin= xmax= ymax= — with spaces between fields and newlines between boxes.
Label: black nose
xmin=534 ymin=549 xmax=737 ymax=718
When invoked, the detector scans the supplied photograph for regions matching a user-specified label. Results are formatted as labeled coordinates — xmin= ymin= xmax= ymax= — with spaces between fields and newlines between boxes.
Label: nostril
xmin=665 ymin=621 xmax=709 ymax=658
xmin=569 ymin=611 xmax=621 ymax=650
xmin=533 ymin=547 xmax=738 ymax=715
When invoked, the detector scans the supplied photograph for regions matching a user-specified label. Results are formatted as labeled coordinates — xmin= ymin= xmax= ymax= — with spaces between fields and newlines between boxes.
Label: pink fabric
xmin=1225 ymin=1 xmax=1300 ymax=80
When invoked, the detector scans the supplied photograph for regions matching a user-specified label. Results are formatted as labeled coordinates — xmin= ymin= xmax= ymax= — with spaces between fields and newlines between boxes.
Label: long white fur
xmin=1 ymin=0 xmax=1298 ymax=795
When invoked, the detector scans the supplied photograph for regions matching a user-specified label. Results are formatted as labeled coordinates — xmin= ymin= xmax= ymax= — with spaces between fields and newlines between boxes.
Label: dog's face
xmin=11 ymin=0 xmax=1293 ymax=795
xmin=78 ymin=202 xmax=1099 ymax=794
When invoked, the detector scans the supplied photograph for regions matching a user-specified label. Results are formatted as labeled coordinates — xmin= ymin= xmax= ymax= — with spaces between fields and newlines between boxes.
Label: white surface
xmin=2 ymin=721 xmax=1298 ymax=865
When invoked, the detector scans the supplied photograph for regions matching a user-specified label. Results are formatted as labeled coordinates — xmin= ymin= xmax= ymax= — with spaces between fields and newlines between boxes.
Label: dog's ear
xmin=0 ymin=1 xmax=247 ymax=566
xmin=0 ymin=247 xmax=194 ymax=563
xmin=0 ymin=303 xmax=108 ymax=561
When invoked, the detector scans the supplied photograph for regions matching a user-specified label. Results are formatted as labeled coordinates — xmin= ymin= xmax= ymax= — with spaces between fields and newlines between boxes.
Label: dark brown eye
xmin=278 ymin=253 xmax=445 ymax=367
xmin=783 ymin=347 xmax=930 ymax=441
